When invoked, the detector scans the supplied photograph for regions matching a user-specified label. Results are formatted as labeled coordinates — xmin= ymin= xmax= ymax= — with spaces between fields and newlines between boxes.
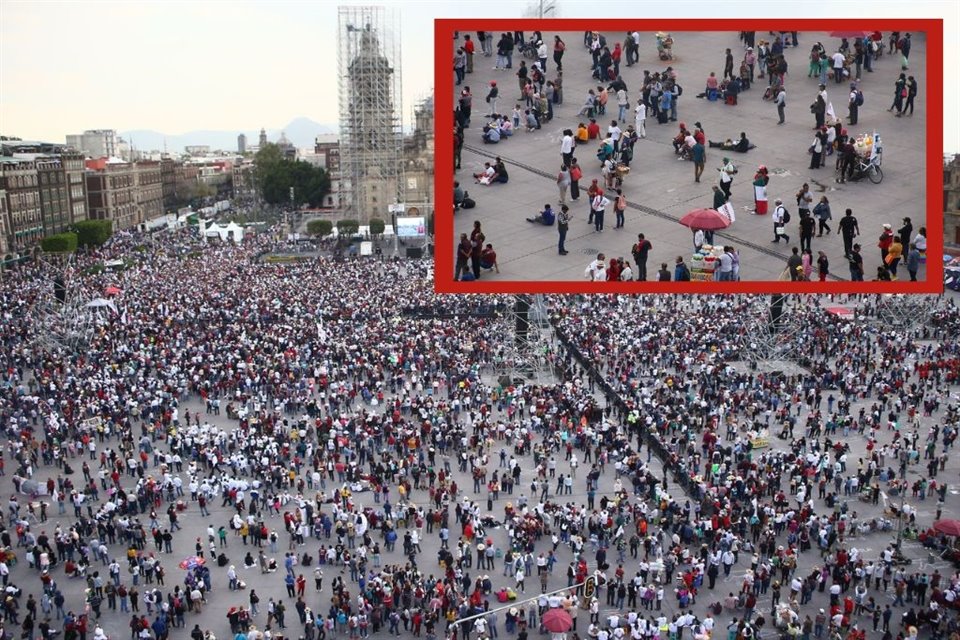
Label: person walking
xmin=813 ymin=196 xmax=832 ymax=236
xmin=557 ymin=205 xmax=571 ymax=255
xmin=553 ymin=35 xmax=566 ymax=72
xmin=817 ymin=251 xmax=830 ymax=282
xmin=838 ymin=208 xmax=860 ymax=257
xmin=485 ymin=81 xmax=499 ymax=116
xmin=772 ymin=198 xmax=790 ymax=243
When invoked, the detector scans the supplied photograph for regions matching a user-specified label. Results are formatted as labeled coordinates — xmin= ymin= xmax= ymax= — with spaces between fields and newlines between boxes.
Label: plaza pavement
xmin=453 ymin=30 xmax=928 ymax=283
xmin=5 ymin=360 xmax=958 ymax=640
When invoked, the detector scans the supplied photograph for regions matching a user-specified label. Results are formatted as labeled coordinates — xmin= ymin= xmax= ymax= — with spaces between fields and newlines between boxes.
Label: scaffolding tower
xmin=737 ymin=295 xmax=809 ymax=372
xmin=337 ymin=6 xmax=404 ymax=222
xmin=30 ymin=253 xmax=99 ymax=354
xmin=498 ymin=295 xmax=556 ymax=387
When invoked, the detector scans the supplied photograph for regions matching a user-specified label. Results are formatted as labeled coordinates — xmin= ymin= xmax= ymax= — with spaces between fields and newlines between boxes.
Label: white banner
xmin=718 ymin=201 xmax=736 ymax=224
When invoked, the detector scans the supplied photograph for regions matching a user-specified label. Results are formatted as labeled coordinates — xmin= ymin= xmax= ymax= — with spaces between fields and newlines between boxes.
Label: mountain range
xmin=120 ymin=117 xmax=337 ymax=153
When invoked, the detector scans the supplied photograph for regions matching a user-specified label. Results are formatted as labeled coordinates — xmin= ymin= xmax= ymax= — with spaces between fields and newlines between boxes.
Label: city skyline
xmin=2 ymin=1 xmax=958 ymax=152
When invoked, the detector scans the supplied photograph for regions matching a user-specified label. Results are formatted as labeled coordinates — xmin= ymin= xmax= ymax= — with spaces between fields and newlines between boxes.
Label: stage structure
xmin=737 ymin=295 xmax=809 ymax=372
xmin=338 ymin=6 xmax=404 ymax=222
xmin=500 ymin=294 xmax=556 ymax=387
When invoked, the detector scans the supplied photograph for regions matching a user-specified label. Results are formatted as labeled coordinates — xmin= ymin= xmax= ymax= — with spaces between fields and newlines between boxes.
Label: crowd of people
xmin=453 ymin=29 xmax=925 ymax=283
xmin=0 ymin=222 xmax=958 ymax=640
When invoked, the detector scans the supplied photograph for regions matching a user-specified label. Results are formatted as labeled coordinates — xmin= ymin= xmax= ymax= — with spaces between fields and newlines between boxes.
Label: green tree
xmin=307 ymin=219 xmax=333 ymax=237
xmin=368 ymin=218 xmax=386 ymax=237
xmin=73 ymin=220 xmax=113 ymax=247
xmin=41 ymin=232 xmax=78 ymax=253
xmin=255 ymin=144 xmax=330 ymax=208
xmin=337 ymin=219 xmax=360 ymax=237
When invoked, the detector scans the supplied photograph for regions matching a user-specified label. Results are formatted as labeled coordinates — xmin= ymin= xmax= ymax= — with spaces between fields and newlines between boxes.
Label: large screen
xmin=396 ymin=216 xmax=426 ymax=238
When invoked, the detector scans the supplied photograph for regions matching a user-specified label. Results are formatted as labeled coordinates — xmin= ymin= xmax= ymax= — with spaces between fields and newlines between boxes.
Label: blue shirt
xmin=541 ymin=208 xmax=556 ymax=225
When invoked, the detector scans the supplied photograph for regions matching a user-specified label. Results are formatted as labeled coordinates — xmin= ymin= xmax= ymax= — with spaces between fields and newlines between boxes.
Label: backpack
xmin=461 ymin=193 xmax=476 ymax=209
xmin=675 ymin=84 xmax=683 ymax=96
xmin=460 ymin=273 xmax=476 ymax=281
xmin=677 ymin=264 xmax=691 ymax=281
xmin=855 ymin=90 xmax=864 ymax=106
xmin=782 ymin=208 xmax=791 ymax=224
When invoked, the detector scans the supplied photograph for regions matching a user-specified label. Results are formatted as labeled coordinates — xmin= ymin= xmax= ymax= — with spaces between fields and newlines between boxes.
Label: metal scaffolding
xmin=737 ymin=295 xmax=809 ymax=372
xmin=30 ymin=253 xmax=99 ymax=354
xmin=337 ymin=6 xmax=404 ymax=222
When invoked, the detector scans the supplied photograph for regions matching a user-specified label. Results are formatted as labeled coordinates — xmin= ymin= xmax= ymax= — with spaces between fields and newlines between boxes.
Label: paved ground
xmin=453 ymin=30 xmax=928 ymax=283
xmin=6 ymin=353 xmax=957 ymax=640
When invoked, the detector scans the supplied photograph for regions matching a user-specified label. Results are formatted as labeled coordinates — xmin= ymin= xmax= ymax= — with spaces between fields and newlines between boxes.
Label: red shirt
xmin=463 ymin=40 xmax=475 ymax=54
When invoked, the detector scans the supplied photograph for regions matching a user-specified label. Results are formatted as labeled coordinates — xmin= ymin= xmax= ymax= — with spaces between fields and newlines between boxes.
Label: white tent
xmin=203 ymin=221 xmax=245 ymax=244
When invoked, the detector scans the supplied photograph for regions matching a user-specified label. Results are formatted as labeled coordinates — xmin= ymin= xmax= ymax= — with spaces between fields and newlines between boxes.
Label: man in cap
xmin=772 ymin=198 xmax=790 ymax=243
xmin=878 ymin=223 xmax=894 ymax=262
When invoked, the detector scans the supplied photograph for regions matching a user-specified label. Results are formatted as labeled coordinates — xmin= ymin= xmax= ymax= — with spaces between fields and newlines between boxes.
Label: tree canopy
xmin=255 ymin=143 xmax=331 ymax=207
xmin=73 ymin=220 xmax=113 ymax=247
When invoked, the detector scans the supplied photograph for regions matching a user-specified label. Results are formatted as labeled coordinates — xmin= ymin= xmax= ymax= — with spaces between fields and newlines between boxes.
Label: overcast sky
xmin=1 ymin=0 xmax=957 ymax=152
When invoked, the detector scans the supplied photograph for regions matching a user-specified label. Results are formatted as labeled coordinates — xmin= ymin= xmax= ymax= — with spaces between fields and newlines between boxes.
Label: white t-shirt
xmin=635 ymin=103 xmax=647 ymax=121
xmin=608 ymin=125 xmax=622 ymax=141
xmin=832 ymin=52 xmax=846 ymax=68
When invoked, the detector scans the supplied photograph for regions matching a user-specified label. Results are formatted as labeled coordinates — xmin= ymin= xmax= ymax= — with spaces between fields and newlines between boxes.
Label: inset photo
xmin=435 ymin=19 xmax=944 ymax=293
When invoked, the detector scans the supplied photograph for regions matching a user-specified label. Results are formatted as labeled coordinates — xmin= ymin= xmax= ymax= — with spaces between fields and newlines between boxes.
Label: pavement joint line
xmin=462 ymin=144 xmax=850 ymax=281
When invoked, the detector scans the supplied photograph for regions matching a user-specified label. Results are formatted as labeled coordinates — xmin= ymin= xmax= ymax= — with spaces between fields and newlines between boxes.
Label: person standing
xmin=898 ymin=217 xmax=914 ymax=250
xmin=905 ymin=75 xmax=918 ymax=115
xmin=752 ymin=165 xmax=770 ymax=214
xmin=692 ymin=138 xmax=705 ymax=183
xmin=900 ymin=33 xmax=912 ymax=69
xmin=553 ymin=35 xmax=566 ymax=72
xmin=456 ymin=234 xmax=472 ymax=281
xmin=557 ymin=165 xmax=571 ymax=206
xmin=848 ymin=244 xmax=864 ymax=280
xmin=906 ymin=243 xmax=921 ymax=281
xmin=724 ymin=48 xmax=735 ymax=80
xmin=799 ymin=212 xmax=816 ymax=253
xmin=592 ymin=190 xmax=609 ymax=232
xmin=634 ymin=101 xmax=647 ymax=138
xmin=632 ymin=233 xmax=652 ymax=281
xmin=470 ymin=221 xmax=486 ymax=280
xmin=877 ymin=223 xmax=894 ymax=263
xmin=885 ymin=235 xmax=903 ymax=279
xmin=569 ymin=159 xmax=583 ymax=201
xmin=817 ymin=251 xmax=830 ymax=282
xmin=889 ymin=73 xmax=906 ymax=115
xmin=485 ymin=81 xmax=499 ymax=116
xmin=463 ymin=35 xmax=475 ymax=74
xmin=809 ymin=132 xmax=824 ymax=170
xmin=831 ymin=49 xmax=846 ymax=83
xmin=848 ymin=83 xmax=860 ymax=125
xmin=613 ymin=189 xmax=626 ymax=229
xmin=786 ymin=247 xmax=803 ymax=281
xmin=454 ymin=48 xmax=466 ymax=85
xmin=775 ymin=85 xmax=786 ymax=124
xmin=838 ymin=208 xmax=860 ymax=257
xmin=557 ymin=205 xmax=571 ymax=255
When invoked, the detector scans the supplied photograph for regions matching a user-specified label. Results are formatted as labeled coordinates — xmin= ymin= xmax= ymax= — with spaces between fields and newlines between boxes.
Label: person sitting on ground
xmin=492 ymin=158 xmax=509 ymax=183
xmin=527 ymin=204 xmax=556 ymax=226
xmin=524 ymin=109 xmax=540 ymax=131
xmin=482 ymin=124 xmax=501 ymax=143
xmin=498 ymin=116 xmax=514 ymax=137
xmin=709 ymin=132 xmax=751 ymax=152
xmin=672 ymin=126 xmax=690 ymax=154
xmin=587 ymin=118 xmax=601 ymax=139
xmin=454 ymin=181 xmax=465 ymax=208
xmin=479 ymin=244 xmax=500 ymax=273
xmin=474 ymin=162 xmax=496 ymax=184
xmin=578 ymin=89 xmax=597 ymax=116
xmin=704 ymin=71 xmax=720 ymax=96
xmin=576 ymin=122 xmax=589 ymax=144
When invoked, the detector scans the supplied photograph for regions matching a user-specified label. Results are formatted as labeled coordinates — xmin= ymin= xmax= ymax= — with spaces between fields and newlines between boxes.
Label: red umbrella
xmin=542 ymin=608 xmax=573 ymax=634
xmin=679 ymin=208 xmax=731 ymax=231
xmin=933 ymin=519 xmax=960 ymax=537
xmin=104 ymin=285 xmax=122 ymax=296
xmin=829 ymin=30 xmax=868 ymax=39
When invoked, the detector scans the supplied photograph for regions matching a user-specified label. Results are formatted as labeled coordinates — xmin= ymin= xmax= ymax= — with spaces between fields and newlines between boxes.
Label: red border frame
xmin=434 ymin=18 xmax=944 ymax=295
